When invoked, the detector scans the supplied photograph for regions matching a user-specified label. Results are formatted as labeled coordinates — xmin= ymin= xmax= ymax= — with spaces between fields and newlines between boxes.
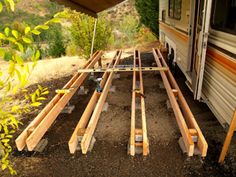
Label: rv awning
xmin=51 ymin=0 xmax=125 ymax=17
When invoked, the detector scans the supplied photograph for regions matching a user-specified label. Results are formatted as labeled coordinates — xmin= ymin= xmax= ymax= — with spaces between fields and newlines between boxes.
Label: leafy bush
xmin=0 ymin=1 xmax=61 ymax=174
xmin=62 ymin=9 xmax=112 ymax=59
xmin=135 ymin=0 xmax=159 ymax=37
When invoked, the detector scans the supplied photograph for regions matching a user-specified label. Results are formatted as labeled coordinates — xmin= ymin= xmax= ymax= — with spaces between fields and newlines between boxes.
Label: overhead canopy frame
xmin=51 ymin=0 xmax=125 ymax=17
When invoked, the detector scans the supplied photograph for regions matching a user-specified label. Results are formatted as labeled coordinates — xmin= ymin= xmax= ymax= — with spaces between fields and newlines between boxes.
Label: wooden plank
xmin=130 ymin=50 xmax=137 ymax=156
xmin=137 ymin=50 xmax=149 ymax=156
xmin=77 ymin=67 xmax=169 ymax=73
xmin=156 ymin=49 xmax=208 ymax=157
xmin=15 ymin=51 xmax=101 ymax=151
xmin=68 ymin=51 xmax=121 ymax=154
xmin=153 ymin=48 xmax=194 ymax=156
xmin=80 ymin=51 xmax=122 ymax=154
xmin=219 ymin=109 xmax=236 ymax=163
xmin=19 ymin=51 xmax=103 ymax=151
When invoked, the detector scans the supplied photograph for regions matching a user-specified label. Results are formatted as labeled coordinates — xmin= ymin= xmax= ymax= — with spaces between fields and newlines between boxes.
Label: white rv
xmin=159 ymin=0 xmax=236 ymax=128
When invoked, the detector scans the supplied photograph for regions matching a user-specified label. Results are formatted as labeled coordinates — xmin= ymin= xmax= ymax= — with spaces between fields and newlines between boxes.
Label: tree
xmin=0 ymin=0 xmax=60 ymax=174
xmin=62 ymin=9 xmax=112 ymax=58
xmin=135 ymin=0 xmax=159 ymax=37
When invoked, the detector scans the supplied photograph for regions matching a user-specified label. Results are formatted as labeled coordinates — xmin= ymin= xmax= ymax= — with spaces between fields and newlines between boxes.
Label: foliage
xmin=135 ymin=0 xmax=159 ymax=37
xmin=62 ymin=9 xmax=112 ymax=58
xmin=38 ymin=24 xmax=65 ymax=58
xmin=0 ymin=0 xmax=60 ymax=174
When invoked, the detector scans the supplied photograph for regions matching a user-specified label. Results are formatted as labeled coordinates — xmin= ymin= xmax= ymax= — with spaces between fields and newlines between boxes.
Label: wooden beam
xmin=219 ymin=109 xmax=236 ymax=163
xmin=68 ymin=51 xmax=121 ymax=154
xmin=153 ymin=48 xmax=194 ymax=156
xmin=138 ymin=50 xmax=149 ymax=156
xmin=130 ymin=50 xmax=137 ymax=156
xmin=77 ymin=67 xmax=169 ymax=73
xmin=156 ymin=48 xmax=208 ymax=157
xmin=80 ymin=51 xmax=122 ymax=154
xmin=15 ymin=51 xmax=103 ymax=151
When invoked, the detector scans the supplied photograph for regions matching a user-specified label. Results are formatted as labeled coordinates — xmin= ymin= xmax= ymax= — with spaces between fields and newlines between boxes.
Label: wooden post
xmin=219 ymin=109 xmax=236 ymax=163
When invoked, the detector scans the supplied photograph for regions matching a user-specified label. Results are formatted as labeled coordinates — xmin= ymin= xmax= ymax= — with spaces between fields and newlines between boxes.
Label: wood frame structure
xmin=15 ymin=51 xmax=103 ymax=151
xmin=219 ymin=109 xmax=236 ymax=163
xmin=130 ymin=50 xmax=149 ymax=156
xmin=69 ymin=50 xmax=122 ymax=154
xmin=152 ymin=48 xmax=208 ymax=157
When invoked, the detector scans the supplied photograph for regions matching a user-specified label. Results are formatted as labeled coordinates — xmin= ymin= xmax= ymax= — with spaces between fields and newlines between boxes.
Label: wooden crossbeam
xmin=153 ymin=48 xmax=208 ymax=157
xmin=15 ymin=51 xmax=103 ymax=151
xmin=68 ymin=50 xmax=121 ymax=154
xmin=80 ymin=50 xmax=122 ymax=154
xmin=77 ymin=67 xmax=169 ymax=73
xmin=130 ymin=50 xmax=149 ymax=156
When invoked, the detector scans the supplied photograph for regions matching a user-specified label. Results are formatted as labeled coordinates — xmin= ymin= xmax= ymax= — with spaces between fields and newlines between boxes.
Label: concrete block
xmin=76 ymin=136 xmax=96 ymax=152
xmin=135 ymin=134 xmax=143 ymax=142
xmin=135 ymin=101 xmax=141 ymax=110
xmin=62 ymin=105 xmax=75 ymax=114
xmin=166 ymin=100 xmax=172 ymax=110
xmin=109 ymin=85 xmax=116 ymax=93
xmin=34 ymin=139 xmax=48 ymax=153
xmin=89 ymin=73 xmax=95 ymax=81
xmin=78 ymin=86 xmax=89 ymax=95
xmin=159 ymin=82 xmax=165 ymax=89
xmin=102 ymin=102 xmax=109 ymax=112
xmin=178 ymin=137 xmax=201 ymax=156
xmin=178 ymin=137 xmax=187 ymax=154
xmin=114 ymin=74 xmax=120 ymax=79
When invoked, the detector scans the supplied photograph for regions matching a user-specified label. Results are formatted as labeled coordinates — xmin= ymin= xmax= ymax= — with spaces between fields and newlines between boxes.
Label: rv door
xmin=192 ymin=0 xmax=212 ymax=100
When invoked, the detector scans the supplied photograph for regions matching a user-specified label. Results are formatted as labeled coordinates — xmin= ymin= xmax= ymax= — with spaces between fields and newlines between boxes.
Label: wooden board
xmin=15 ymin=51 xmax=103 ymax=151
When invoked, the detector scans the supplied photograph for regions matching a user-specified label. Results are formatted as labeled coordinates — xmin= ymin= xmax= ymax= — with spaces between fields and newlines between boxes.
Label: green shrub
xmin=62 ymin=10 xmax=112 ymax=59
xmin=135 ymin=0 xmax=159 ymax=37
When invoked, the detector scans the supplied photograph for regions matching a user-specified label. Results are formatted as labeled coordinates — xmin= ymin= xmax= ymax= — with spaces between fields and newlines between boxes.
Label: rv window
xmin=168 ymin=0 xmax=182 ymax=20
xmin=211 ymin=0 xmax=236 ymax=35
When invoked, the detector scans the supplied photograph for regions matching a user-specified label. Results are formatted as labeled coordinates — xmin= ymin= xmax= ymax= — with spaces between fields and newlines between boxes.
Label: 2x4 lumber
xmin=77 ymin=67 xmax=169 ymax=73
xmin=80 ymin=51 xmax=122 ymax=154
xmin=152 ymin=48 xmax=194 ymax=156
xmin=15 ymin=51 xmax=101 ymax=151
xmin=68 ymin=51 xmax=121 ymax=154
xmin=137 ymin=50 xmax=149 ymax=156
xmin=15 ymin=51 xmax=103 ymax=151
xmin=156 ymin=49 xmax=208 ymax=157
xmin=130 ymin=50 xmax=137 ymax=156
xmin=219 ymin=109 xmax=236 ymax=163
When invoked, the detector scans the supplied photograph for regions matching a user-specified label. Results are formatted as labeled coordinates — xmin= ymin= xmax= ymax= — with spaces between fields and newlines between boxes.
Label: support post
xmin=219 ymin=109 xmax=236 ymax=163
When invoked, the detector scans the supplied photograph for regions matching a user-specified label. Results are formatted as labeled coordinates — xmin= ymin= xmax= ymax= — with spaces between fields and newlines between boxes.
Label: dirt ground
xmin=2 ymin=51 xmax=236 ymax=177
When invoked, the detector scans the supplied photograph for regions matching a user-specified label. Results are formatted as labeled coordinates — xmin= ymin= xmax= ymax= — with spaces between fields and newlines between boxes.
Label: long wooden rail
xmin=15 ymin=51 xmax=103 ymax=151
xmin=68 ymin=50 xmax=122 ymax=154
xmin=77 ymin=67 xmax=169 ymax=73
xmin=153 ymin=48 xmax=208 ymax=157
xmin=130 ymin=50 xmax=149 ymax=156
